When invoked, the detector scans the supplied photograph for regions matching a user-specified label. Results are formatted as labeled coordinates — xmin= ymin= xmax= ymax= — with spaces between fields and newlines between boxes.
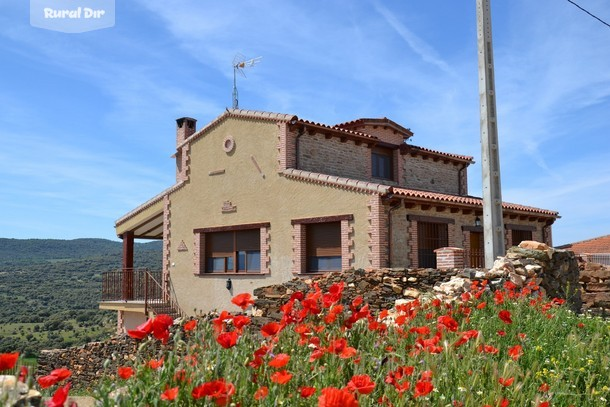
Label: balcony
xmin=100 ymin=268 xmax=183 ymax=319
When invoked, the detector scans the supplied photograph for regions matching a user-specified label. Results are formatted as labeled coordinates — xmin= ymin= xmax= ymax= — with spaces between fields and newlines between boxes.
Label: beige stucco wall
xmin=167 ymin=117 xmax=376 ymax=314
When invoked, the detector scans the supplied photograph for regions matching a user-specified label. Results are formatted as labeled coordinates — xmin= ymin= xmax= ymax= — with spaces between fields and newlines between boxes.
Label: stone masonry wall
xmin=579 ymin=261 xmax=610 ymax=316
xmin=401 ymin=154 xmax=461 ymax=195
xmin=298 ymin=133 xmax=370 ymax=181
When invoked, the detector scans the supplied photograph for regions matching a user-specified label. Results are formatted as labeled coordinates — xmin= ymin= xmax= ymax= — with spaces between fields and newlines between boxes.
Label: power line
xmin=566 ymin=0 xmax=610 ymax=29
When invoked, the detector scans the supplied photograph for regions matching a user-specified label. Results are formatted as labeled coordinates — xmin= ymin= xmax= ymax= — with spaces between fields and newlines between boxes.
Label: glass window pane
xmin=246 ymin=251 xmax=260 ymax=272
xmin=207 ymin=257 xmax=225 ymax=272
xmin=226 ymin=256 xmax=234 ymax=272
xmin=309 ymin=256 xmax=341 ymax=272
xmin=237 ymin=251 xmax=246 ymax=271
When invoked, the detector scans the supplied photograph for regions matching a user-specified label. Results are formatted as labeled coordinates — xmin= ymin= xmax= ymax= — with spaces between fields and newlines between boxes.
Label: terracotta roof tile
xmin=282 ymin=169 xmax=391 ymax=194
xmin=178 ymin=108 xmax=298 ymax=149
xmin=390 ymin=187 xmax=559 ymax=217
xmin=402 ymin=144 xmax=474 ymax=163
xmin=297 ymin=119 xmax=378 ymax=141
xmin=557 ymin=234 xmax=610 ymax=253
xmin=335 ymin=117 xmax=414 ymax=139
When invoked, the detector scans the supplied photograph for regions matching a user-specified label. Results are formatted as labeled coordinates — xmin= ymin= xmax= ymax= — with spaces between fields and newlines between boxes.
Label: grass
xmin=80 ymin=281 xmax=610 ymax=406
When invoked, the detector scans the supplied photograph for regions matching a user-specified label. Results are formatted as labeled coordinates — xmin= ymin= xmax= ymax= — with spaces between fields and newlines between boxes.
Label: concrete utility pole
xmin=476 ymin=0 xmax=505 ymax=268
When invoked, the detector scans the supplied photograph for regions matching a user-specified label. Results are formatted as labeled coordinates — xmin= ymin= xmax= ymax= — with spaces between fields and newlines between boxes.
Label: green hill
xmin=0 ymin=238 xmax=162 ymax=357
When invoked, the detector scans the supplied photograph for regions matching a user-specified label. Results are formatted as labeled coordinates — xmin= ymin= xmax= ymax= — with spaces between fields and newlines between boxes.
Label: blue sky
xmin=0 ymin=0 xmax=609 ymax=246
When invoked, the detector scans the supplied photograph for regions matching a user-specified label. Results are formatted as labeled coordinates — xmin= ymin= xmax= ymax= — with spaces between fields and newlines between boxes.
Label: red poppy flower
xmin=0 ymin=352 xmax=19 ymax=371
xmin=498 ymin=310 xmax=512 ymax=324
xmin=231 ymin=293 xmax=255 ymax=310
xmin=347 ymin=374 xmax=376 ymax=395
xmin=477 ymin=344 xmax=499 ymax=354
xmin=191 ymin=379 xmax=235 ymax=405
xmin=299 ymin=386 xmax=316 ymax=398
xmin=232 ymin=315 xmax=251 ymax=331
xmin=46 ymin=383 xmax=71 ymax=407
xmin=49 ymin=368 xmax=71 ymax=381
xmin=500 ymin=398 xmax=510 ymax=407
xmin=270 ymin=370 xmax=293 ymax=384
xmin=37 ymin=375 xmax=59 ymax=389
xmin=508 ymin=344 xmax=523 ymax=361
xmin=413 ymin=379 xmax=434 ymax=398
xmin=216 ymin=331 xmax=239 ymax=349
xmin=437 ymin=315 xmax=458 ymax=332
xmin=161 ymin=386 xmax=179 ymax=401
xmin=498 ymin=377 xmax=514 ymax=387
xmin=18 ymin=366 xmax=28 ymax=383
xmin=117 ymin=366 xmax=134 ymax=380
xmin=476 ymin=302 xmax=487 ymax=309
xmin=254 ymin=386 xmax=269 ymax=400
xmin=148 ymin=357 xmax=164 ymax=369
xmin=261 ymin=322 xmax=282 ymax=337
xmin=318 ymin=387 xmax=359 ymax=407
xmin=268 ymin=353 xmax=290 ymax=368
xmin=127 ymin=317 xmax=154 ymax=340
xmin=538 ymin=402 xmax=549 ymax=407
xmin=183 ymin=319 xmax=197 ymax=332
xmin=538 ymin=383 xmax=550 ymax=392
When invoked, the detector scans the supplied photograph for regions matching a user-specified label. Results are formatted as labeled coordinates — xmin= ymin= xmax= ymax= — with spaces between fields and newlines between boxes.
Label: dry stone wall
xmin=579 ymin=261 xmax=610 ymax=316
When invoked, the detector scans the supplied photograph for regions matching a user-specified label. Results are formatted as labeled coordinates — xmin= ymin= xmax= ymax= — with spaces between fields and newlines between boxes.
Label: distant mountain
xmin=0 ymin=238 xmax=162 ymax=263
xmin=0 ymin=238 xmax=162 ymax=357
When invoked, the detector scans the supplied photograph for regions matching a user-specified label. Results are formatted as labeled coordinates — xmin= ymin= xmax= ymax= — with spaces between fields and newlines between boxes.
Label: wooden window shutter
xmin=307 ymin=222 xmax=341 ymax=257
xmin=235 ymin=229 xmax=260 ymax=251
xmin=207 ymin=231 xmax=233 ymax=256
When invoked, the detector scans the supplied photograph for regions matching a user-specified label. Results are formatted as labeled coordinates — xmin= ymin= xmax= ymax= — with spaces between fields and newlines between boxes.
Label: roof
xmin=178 ymin=108 xmax=298 ymax=149
xmin=281 ymin=169 xmax=559 ymax=218
xmin=556 ymin=234 xmax=610 ymax=253
xmin=282 ymin=168 xmax=391 ymax=194
xmin=401 ymin=144 xmax=474 ymax=164
xmin=296 ymin=118 xmax=378 ymax=143
xmin=335 ymin=117 xmax=414 ymax=139
xmin=390 ymin=187 xmax=559 ymax=217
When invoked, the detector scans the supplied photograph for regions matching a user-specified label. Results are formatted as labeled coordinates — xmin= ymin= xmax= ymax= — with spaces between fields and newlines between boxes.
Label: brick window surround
xmin=291 ymin=215 xmax=353 ymax=274
xmin=193 ymin=223 xmax=270 ymax=275
xmin=406 ymin=215 xmax=455 ymax=268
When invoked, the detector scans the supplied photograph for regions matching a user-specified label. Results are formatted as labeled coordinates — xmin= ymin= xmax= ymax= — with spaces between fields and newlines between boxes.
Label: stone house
xmin=100 ymin=109 xmax=559 ymax=330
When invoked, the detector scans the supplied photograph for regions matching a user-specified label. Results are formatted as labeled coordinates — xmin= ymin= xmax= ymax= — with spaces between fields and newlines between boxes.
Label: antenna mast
xmin=232 ymin=54 xmax=262 ymax=109
xmin=476 ymin=0 xmax=505 ymax=267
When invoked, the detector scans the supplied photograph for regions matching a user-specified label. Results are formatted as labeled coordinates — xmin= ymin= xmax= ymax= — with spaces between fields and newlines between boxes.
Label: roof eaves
xmin=401 ymin=144 xmax=474 ymax=163
xmin=115 ymin=181 xmax=186 ymax=227
xmin=177 ymin=109 xmax=298 ymax=150
xmin=390 ymin=187 xmax=559 ymax=217
xmin=282 ymin=168 xmax=391 ymax=195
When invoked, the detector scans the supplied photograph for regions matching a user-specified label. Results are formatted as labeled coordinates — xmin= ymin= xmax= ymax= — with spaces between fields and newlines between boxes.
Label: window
xmin=511 ymin=229 xmax=532 ymax=246
xmin=417 ymin=222 xmax=449 ymax=268
xmin=372 ymin=147 xmax=394 ymax=180
xmin=306 ymin=222 xmax=341 ymax=272
xmin=205 ymin=228 xmax=261 ymax=273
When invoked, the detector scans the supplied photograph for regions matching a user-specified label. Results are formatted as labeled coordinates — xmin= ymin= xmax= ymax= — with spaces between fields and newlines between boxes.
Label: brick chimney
xmin=175 ymin=117 xmax=196 ymax=182
xmin=176 ymin=117 xmax=197 ymax=146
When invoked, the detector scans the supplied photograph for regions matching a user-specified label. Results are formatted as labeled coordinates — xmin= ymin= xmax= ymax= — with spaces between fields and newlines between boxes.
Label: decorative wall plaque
xmin=221 ymin=201 xmax=237 ymax=213
xmin=177 ymin=240 xmax=188 ymax=252
xmin=223 ymin=135 xmax=235 ymax=153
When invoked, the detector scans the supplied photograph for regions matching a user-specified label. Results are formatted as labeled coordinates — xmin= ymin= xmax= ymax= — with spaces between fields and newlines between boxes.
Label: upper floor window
xmin=372 ymin=147 xmax=394 ymax=180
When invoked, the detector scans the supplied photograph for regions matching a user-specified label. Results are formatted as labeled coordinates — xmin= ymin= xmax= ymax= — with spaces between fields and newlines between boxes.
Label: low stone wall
xmin=579 ymin=261 xmax=610 ymax=316
xmin=253 ymin=268 xmax=460 ymax=319
xmin=37 ymin=335 xmax=139 ymax=390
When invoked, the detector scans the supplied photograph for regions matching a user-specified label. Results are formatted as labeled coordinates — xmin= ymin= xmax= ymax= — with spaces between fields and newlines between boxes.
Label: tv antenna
xmin=232 ymin=54 xmax=262 ymax=109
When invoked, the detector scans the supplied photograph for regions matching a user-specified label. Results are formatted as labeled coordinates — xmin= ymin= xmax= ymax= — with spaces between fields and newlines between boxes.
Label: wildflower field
xmin=3 ymin=279 xmax=610 ymax=406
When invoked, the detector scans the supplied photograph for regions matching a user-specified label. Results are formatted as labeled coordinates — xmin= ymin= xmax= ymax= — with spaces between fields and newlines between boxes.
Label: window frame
xmin=194 ymin=223 xmax=269 ymax=275
xmin=291 ymin=215 xmax=353 ymax=274
xmin=371 ymin=146 xmax=395 ymax=180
